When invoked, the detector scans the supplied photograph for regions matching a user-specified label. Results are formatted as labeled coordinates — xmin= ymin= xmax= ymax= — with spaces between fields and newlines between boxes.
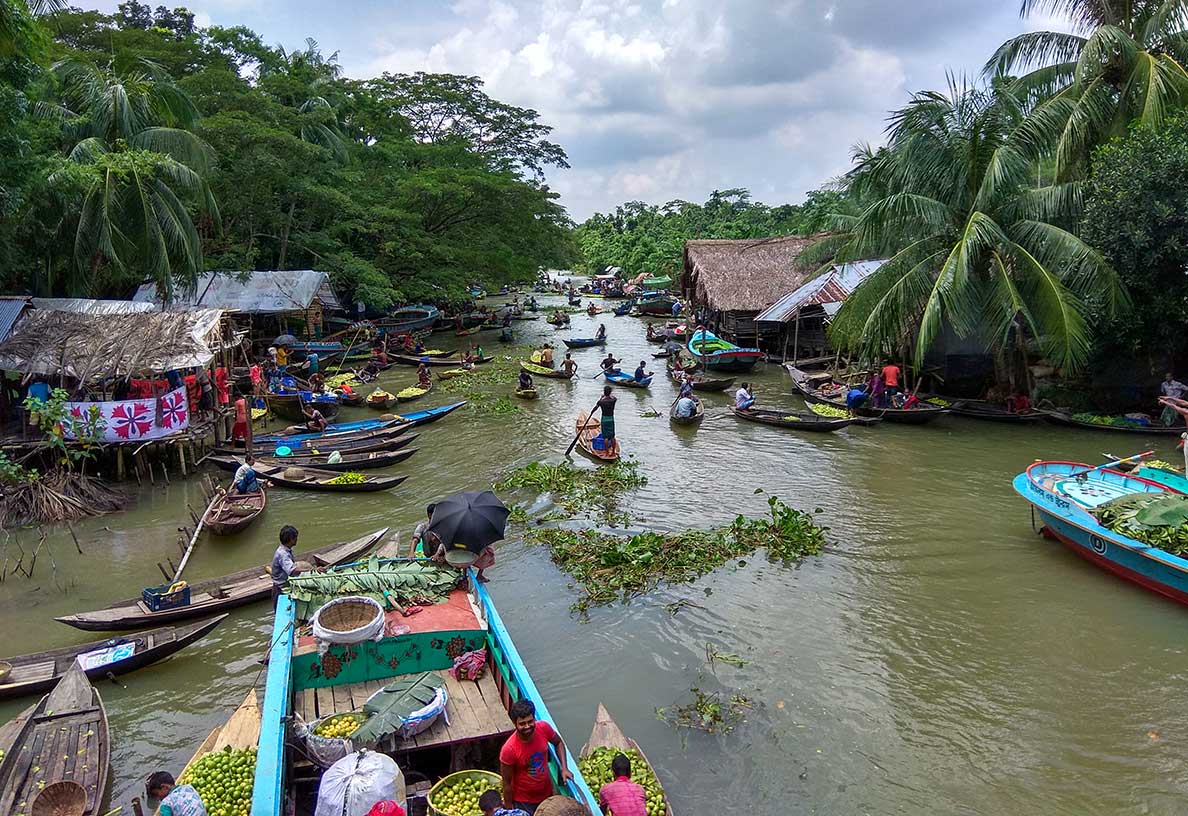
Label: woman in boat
xmin=413 ymin=337 xmax=426 ymax=354
xmin=735 ymin=382 xmax=756 ymax=410
xmin=417 ymin=363 xmax=432 ymax=388
xmin=595 ymin=323 xmax=607 ymax=341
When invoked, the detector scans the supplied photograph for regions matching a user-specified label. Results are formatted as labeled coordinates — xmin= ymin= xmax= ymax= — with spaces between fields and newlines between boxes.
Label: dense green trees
xmin=575 ymin=188 xmax=843 ymax=277
xmin=0 ymin=0 xmax=574 ymax=306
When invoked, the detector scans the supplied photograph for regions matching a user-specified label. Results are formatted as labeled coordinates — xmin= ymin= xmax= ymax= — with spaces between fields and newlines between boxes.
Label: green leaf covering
xmin=352 ymin=672 xmax=444 ymax=743
xmin=1134 ymin=495 xmax=1188 ymax=528
xmin=286 ymin=557 xmax=460 ymax=619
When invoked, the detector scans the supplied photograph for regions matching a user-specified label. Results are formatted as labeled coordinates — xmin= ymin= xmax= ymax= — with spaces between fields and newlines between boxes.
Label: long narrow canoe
xmin=253 ymin=402 xmax=465 ymax=444
xmin=563 ymin=337 xmax=605 ymax=349
xmin=0 ymin=615 xmax=226 ymax=699
xmin=177 ymin=689 xmax=260 ymax=780
xmin=217 ymin=428 xmax=411 ymax=458
xmin=669 ymin=368 xmax=734 ymax=392
xmin=575 ymin=413 xmax=620 ymax=464
xmin=1042 ymin=411 xmax=1185 ymax=435
xmin=731 ymin=407 xmax=854 ymax=432
xmin=250 ymin=447 xmax=417 ymax=472
xmin=0 ymin=664 xmax=109 ymax=816
xmin=581 ymin=703 xmax=674 ymax=816
xmin=206 ymin=455 xmax=411 ymax=492
xmin=255 ymin=417 xmax=401 ymax=441
xmin=204 ymin=487 xmax=267 ymax=535
xmin=522 ymin=361 xmax=575 ymax=380
xmin=391 ymin=354 xmax=460 ymax=367
xmin=785 ymin=365 xmax=948 ymax=425
xmin=948 ymin=399 xmax=1046 ymax=423
xmin=56 ymin=528 xmax=389 ymax=631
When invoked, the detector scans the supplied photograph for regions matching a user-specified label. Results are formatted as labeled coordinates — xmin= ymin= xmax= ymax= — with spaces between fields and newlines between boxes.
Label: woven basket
xmin=31 ymin=781 xmax=87 ymax=816
xmin=317 ymin=597 xmax=383 ymax=633
xmin=283 ymin=467 xmax=306 ymax=480
xmin=535 ymin=796 xmax=592 ymax=816
xmin=0 ymin=660 xmax=11 ymax=683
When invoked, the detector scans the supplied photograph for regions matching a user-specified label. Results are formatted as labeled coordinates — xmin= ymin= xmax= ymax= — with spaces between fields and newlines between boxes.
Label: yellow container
xmin=426 ymin=769 xmax=501 ymax=816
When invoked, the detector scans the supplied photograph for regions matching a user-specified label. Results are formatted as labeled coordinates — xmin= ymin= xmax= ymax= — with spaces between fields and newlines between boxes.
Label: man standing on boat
xmin=597 ymin=386 xmax=617 ymax=445
xmin=560 ymin=353 xmax=578 ymax=378
xmin=500 ymin=699 xmax=574 ymax=815
xmin=271 ymin=525 xmax=301 ymax=608
xmin=1160 ymin=373 xmax=1188 ymax=426
xmin=879 ymin=361 xmax=901 ymax=407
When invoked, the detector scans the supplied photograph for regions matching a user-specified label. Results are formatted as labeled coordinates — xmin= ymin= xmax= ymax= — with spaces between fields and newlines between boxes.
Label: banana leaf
xmin=286 ymin=558 xmax=460 ymax=619
xmin=1135 ymin=496 xmax=1188 ymax=528
xmin=352 ymin=672 xmax=444 ymax=743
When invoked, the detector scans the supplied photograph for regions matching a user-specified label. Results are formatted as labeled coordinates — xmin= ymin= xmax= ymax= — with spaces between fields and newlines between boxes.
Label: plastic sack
xmin=292 ymin=712 xmax=355 ymax=769
xmin=363 ymin=684 xmax=448 ymax=742
xmin=314 ymin=750 xmax=406 ymax=816
xmin=328 ymin=450 xmax=344 ymax=464
xmin=311 ymin=596 xmax=385 ymax=654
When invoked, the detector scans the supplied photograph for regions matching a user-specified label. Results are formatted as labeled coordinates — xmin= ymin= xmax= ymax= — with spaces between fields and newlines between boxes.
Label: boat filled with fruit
xmin=250 ymin=560 xmax=601 ymax=815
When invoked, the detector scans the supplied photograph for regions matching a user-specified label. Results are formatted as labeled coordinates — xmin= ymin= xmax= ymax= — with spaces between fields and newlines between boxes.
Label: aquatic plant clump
xmin=495 ymin=460 xmax=646 ymax=517
xmin=527 ymin=496 xmax=826 ymax=614
xmin=656 ymin=687 xmax=753 ymax=734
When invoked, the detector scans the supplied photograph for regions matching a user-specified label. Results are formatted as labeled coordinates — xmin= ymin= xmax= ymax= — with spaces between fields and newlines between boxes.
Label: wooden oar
xmin=1070 ymin=451 xmax=1155 ymax=479
xmin=565 ymin=401 xmax=603 ymax=457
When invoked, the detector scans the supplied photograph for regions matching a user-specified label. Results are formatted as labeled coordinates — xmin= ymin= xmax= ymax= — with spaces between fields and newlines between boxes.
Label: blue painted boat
xmin=612 ymin=302 xmax=632 ymax=316
xmin=251 ymin=574 xmax=598 ymax=816
xmin=687 ymin=328 xmax=764 ymax=372
xmin=1136 ymin=465 xmax=1188 ymax=493
xmin=255 ymin=402 xmax=467 ymax=443
xmin=1013 ymin=460 xmax=1188 ymax=605
xmin=563 ymin=337 xmax=606 ymax=349
xmin=605 ymin=370 xmax=653 ymax=388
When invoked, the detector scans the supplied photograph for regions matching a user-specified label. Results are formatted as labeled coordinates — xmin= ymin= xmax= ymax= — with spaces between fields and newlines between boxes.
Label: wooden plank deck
xmin=294 ymin=670 xmax=510 ymax=749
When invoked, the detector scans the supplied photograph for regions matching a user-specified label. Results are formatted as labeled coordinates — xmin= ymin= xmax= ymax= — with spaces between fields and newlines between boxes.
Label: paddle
xmin=565 ymin=398 xmax=604 ymax=457
xmin=1069 ymin=451 xmax=1154 ymax=479
xmin=590 ymin=369 xmax=606 ymax=380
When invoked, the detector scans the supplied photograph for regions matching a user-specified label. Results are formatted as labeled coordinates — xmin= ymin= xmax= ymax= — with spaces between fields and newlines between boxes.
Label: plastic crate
xmin=141 ymin=584 xmax=191 ymax=612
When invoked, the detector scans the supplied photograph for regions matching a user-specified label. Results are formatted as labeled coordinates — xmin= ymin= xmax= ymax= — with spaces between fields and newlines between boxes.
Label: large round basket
xmin=283 ymin=467 xmax=306 ymax=480
xmin=0 ymin=660 xmax=11 ymax=683
xmin=427 ymin=769 xmax=501 ymax=816
xmin=31 ymin=781 xmax=87 ymax=816
xmin=315 ymin=597 xmax=383 ymax=633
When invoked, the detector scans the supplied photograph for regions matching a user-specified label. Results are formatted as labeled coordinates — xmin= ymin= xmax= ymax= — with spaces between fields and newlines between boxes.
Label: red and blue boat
xmin=1014 ymin=460 xmax=1188 ymax=605
xmin=687 ymin=328 xmax=764 ymax=373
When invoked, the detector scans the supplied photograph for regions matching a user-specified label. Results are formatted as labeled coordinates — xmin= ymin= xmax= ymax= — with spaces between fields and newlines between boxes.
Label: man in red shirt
xmin=499 ymin=699 xmax=574 ymax=814
xmin=880 ymin=362 xmax=901 ymax=407
xmin=597 ymin=753 xmax=646 ymax=816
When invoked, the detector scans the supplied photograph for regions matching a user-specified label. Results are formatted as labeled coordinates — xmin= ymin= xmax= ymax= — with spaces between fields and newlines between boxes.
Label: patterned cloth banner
xmin=62 ymin=385 xmax=190 ymax=442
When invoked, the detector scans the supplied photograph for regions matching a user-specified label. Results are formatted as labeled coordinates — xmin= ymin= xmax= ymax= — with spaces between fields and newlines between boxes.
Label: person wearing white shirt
xmin=1160 ymin=373 xmax=1187 ymax=426
xmin=735 ymin=382 xmax=755 ymax=410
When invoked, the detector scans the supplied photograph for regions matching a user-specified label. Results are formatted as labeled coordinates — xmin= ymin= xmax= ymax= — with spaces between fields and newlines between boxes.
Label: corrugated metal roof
xmin=31 ymin=297 xmax=156 ymax=315
xmin=132 ymin=271 xmax=342 ymax=314
xmin=755 ymin=259 xmax=885 ymax=323
xmin=0 ymin=298 xmax=29 ymax=343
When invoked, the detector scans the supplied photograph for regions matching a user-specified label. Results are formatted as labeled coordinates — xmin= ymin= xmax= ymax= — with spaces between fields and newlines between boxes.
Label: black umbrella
xmin=274 ymin=334 xmax=298 ymax=346
xmin=426 ymin=490 xmax=510 ymax=556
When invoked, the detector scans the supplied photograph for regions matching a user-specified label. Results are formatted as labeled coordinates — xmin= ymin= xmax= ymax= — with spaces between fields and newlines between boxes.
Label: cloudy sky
xmin=84 ymin=0 xmax=1063 ymax=220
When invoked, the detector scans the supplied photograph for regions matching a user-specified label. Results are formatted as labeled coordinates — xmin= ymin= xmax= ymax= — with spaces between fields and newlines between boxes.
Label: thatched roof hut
xmin=681 ymin=235 xmax=822 ymax=343
xmin=0 ymin=307 xmax=232 ymax=384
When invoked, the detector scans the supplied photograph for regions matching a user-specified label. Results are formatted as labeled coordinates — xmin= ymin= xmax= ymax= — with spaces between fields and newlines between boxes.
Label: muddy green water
xmin=4 ymin=290 xmax=1188 ymax=815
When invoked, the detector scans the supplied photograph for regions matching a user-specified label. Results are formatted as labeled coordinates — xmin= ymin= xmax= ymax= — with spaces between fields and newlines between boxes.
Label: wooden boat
xmin=634 ymin=295 xmax=677 ymax=315
xmin=176 ymin=689 xmax=260 ymax=782
xmin=547 ymin=316 xmax=571 ymax=327
xmin=56 ymin=528 xmax=390 ymax=631
xmin=731 ymin=406 xmax=854 ymax=432
xmin=397 ymin=380 xmax=433 ymax=402
xmin=581 ymin=703 xmax=674 ymax=816
xmin=522 ymin=361 xmax=575 ymax=380
xmin=669 ymin=368 xmax=734 ymax=392
xmin=376 ymin=305 xmax=440 ymax=334
xmin=219 ymin=428 xmax=411 ymax=458
xmin=530 ymin=349 xmax=555 ymax=368
xmin=786 ymin=365 xmax=948 ymax=425
xmin=1013 ymin=461 xmax=1188 ymax=605
xmin=251 ymin=564 xmax=596 ymax=816
xmin=392 ymin=353 xmax=460 ymax=367
xmin=251 ymin=402 xmax=464 ymax=445
xmin=437 ymin=368 xmax=469 ymax=380
xmin=687 ymin=328 xmax=764 ymax=372
xmin=1042 ymin=410 xmax=1185 ymax=435
xmin=335 ymin=388 xmax=365 ymax=407
xmin=947 ymin=399 xmax=1046 ymax=423
xmin=204 ymin=486 xmax=266 ymax=535
xmin=605 ymin=370 xmax=653 ymax=388
xmin=514 ymin=388 xmax=539 ymax=400
xmin=563 ymin=337 xmax=606 ymax=349
xmin=0 ymin=615 xmax=225 ymax=699
xmin=612 ymin=302 xmax=632 ymax=316
xmin=258 ymin=447 xmax=417 ymax=472
xmin=0 ymin=665 xmax=109 ymax=816
xmin=455 ymin=326 xmax=484 ymax=337
xmin=568 ymin=296 xmax=582 ymax=306
xmin=669 ymin=398 xmax=704 ymax=425
xmin=366 ymin=389 xmax=398 ymax=409
xmin=575 ymin=412 xmax=620 ymax=463
xmin=268 ymin=392 xmax=340 ymax=422
xmin=206 ymin=455 xmax=412 ymax=492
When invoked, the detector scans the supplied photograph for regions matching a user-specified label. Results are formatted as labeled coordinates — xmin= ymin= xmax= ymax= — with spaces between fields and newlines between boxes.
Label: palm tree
xmin=984 ymin=0 xmax=1188 ymax=177
xmin=48 ymin=58 xmax=217 ymax=300
xmin=820 ymin=79 xmax=1126 ymax=377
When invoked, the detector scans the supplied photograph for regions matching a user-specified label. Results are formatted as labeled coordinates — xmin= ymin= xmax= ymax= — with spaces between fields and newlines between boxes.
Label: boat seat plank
xmin=331 ymin=683 xmax=352 ymax=716
xmin=441 ymin=673 xmax=484 ymax=737
xmin=297 ymin=688 xmax=315 ymax=723
xmin=14 ymin=660 xmax=57 ymax=682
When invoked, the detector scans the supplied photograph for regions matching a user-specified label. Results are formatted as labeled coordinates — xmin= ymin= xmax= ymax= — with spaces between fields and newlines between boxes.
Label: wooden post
xmin=116 ymin=447 xmax=125 ymax=481
xmin=177 ymin=442 xmax=187 ymax=477
xmin=792 ymin=312 xmax=801 ymax=366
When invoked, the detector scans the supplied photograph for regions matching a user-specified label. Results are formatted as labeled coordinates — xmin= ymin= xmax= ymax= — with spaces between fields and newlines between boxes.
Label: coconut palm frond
xmin=984 ymin=30 xmax=1088 ymax=77
xmin=1009 ymin=240 xmax=1091 ymax=370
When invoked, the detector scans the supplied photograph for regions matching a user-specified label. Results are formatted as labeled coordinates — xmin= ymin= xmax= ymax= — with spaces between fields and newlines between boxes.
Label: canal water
xmin=3 ymin=289 xmax=1187 ymax=815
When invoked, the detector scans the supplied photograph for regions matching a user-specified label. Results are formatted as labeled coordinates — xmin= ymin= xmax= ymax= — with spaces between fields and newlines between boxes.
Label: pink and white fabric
xmin=62 ymin=386 xmax=189 ymax=442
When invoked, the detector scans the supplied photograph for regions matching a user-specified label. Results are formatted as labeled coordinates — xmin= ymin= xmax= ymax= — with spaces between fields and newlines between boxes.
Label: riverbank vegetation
xmin=0 ymin=1 xmax=575 ymax=305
